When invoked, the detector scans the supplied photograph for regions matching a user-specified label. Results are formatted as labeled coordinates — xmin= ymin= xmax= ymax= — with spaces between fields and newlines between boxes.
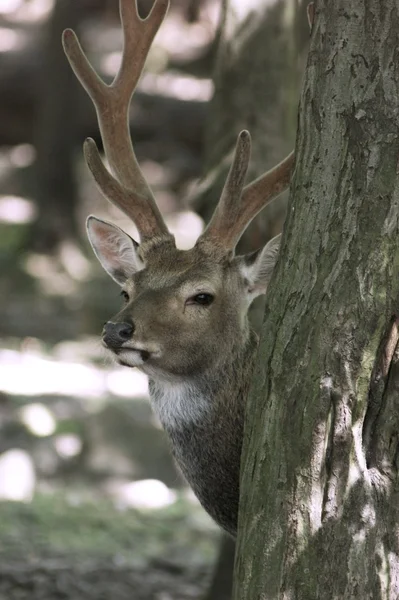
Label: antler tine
xmin=198 ymin=130 xmax=252 ymax=249
xmin=116 ymin=0 xmax=169 ymax=94
xmin=62 ymin=0 xmax=172 ymax=242
xmin=199 ymin=133 xmax=294 ymax=252
xmin=62 ymin=29 xmax=106 ymax=107
xmin=237 ymin=149 xmax=295 ymax=231
xmin=84 ymin=138 xmax=168 ymax=237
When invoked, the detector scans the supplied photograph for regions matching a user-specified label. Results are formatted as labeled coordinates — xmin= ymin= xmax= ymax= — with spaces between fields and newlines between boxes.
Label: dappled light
xmin=20 ymin=402 xmax=56 ymax=437
xmin=23 ymin=253 xmax=81 ymax=296
xmin=22 ymin=244 xmax=93 ymax=295
xmin=140 ymin=70 xmax=213 ymax=102
xmin=114 ymin=479 xmax=177 ymax=510
xmin=58 ymin=241 xmax=91 ymax=281
xmin=140 ymin=158 xmax=173 ymax=187
xmin=0 ymin=346 xmax=149 ymax=400
xmin=228 ymin=0 xmax=276 ymax=20
xmin=0 ymin=26 xmax=26 ymax=52
xmin=9 ymin=143 xmax=35 ymax=168
xmin=167 ymin=210 xmax=204 ymax=249
xmin=0 ymin=145 xmax=35 ymax=176
xmin=54 ymin=434 xmax=82 ymax=459
xmin=154 ymin=4 xmax=220 ymax=61
xmin=106 ymin=368 xmax=148 ymax=399
xmin=0 ymin=194 xmax=36 ymax=223
xmin=2 ymin=0 xmax=54 ymax=22
xmin=0 ymin=0 xmax=21 ymax=14
xmin=101 ymin=51 xmax=123 ymax=78
xmin=0 ymin=449 xmax=35 ymax=502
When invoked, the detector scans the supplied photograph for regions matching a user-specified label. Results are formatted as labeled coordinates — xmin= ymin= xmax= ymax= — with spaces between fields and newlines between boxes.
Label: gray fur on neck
xmin=148 ymin=331 xmax=258 ymax=536
xmin=149 ymin=377 xmax=213 ymax=430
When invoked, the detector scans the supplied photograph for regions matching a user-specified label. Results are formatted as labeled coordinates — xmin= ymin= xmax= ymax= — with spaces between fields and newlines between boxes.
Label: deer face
xmin=88 ymin=217 xmax=280 ymax=381
xmin=63 ymin=0 xmax=293 ymax=380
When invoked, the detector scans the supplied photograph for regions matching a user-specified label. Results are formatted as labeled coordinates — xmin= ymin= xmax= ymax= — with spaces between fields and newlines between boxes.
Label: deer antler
xmin=199 ymin=132 xmax=294 ymax=252
xmin=62 ymin=0 xmax=172 ymax=242
xmin=198 ymin=130 xmax=251 ymax=248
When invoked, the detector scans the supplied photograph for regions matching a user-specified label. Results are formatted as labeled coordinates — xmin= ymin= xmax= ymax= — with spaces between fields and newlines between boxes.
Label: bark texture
xmin=234 ymin=1 xmax=399 ymax=598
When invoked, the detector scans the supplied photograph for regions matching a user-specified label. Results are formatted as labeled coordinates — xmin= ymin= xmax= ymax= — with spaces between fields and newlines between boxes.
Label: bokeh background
xmin=0 ymin=0 xmax=308 ymax=597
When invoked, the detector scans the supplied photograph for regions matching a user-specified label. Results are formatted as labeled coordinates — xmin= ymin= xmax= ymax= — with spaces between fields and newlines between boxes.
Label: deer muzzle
xmin=102 ymin=321 xmax=134 ymax=349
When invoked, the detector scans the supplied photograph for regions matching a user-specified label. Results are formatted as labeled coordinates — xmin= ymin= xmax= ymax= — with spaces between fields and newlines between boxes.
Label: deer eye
xmin=190 ymin=293 xmax=214 ymax=306
xmin=120 ymin=290 xmax=130 ymax=303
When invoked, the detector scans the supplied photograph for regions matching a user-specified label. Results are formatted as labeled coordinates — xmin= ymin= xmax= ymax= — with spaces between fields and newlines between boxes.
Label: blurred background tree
xmin=0 ymin=0 xmax=308 ymax=597
xmin=201 ymin=1 xmax=308 ymax=597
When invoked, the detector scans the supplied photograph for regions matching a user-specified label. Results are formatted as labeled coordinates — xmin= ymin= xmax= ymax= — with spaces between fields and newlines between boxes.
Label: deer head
xmin=63 ymin=0 xmax=294 ymax=382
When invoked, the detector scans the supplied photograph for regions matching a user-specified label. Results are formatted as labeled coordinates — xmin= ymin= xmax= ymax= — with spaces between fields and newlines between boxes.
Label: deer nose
xmin=102 ymin=321 xmax=134 ymax=348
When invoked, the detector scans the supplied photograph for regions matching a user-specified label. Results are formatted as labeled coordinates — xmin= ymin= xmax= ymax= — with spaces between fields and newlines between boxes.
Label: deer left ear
xmin=237 ymin=233 xmax=281 ymax=298
xmin=86 ymin=215 xmax=144 ymax=285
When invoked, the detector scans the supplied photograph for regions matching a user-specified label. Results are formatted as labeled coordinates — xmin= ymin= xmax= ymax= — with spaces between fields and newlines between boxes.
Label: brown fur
xmin=63 ymin=0 xmax=291 ymax=537
xmin=90 ymin=235 xmax=276 ymax=536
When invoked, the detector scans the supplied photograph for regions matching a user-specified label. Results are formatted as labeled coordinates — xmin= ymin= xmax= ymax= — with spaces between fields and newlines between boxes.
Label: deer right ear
xmin=236 ymin=233 xmax=281 ymax=299
xmin=86 ymin=216 xmax=144 ymax=285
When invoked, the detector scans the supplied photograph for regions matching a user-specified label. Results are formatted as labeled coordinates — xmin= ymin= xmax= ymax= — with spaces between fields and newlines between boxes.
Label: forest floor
xmin=0 ymin=493 xmax=218 ymax=600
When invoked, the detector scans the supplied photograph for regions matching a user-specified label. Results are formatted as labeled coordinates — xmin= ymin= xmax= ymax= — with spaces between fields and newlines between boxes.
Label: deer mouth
xmin=113 ymin=344 xmax=162 ymax=368
xmin=111 ymin=348 xmax=148 ymax=368
xmin=117 ymin=347 xmax=150 ymax=361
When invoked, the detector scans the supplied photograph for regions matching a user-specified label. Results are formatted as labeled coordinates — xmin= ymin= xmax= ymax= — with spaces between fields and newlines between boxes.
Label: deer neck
xmin=147 ymin=328 xmax=258 ymax=536
xmin=148 ymin=327 xmax=257 ymax=429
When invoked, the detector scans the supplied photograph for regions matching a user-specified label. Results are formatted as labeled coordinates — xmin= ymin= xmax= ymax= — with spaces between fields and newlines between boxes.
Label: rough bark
xmin=234 ymin=1 xmax=399 ymax=598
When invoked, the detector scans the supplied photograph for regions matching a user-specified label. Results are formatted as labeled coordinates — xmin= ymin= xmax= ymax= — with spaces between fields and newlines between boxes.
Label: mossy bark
xmin=234 ymin=1 xmax=399 ymax=598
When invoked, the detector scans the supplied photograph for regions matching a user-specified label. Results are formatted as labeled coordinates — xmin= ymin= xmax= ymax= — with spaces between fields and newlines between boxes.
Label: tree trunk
xmin=30 ymin=0 xmax=81 ymax=252
xmin=234 ymin=1 xmax=399 ymax=598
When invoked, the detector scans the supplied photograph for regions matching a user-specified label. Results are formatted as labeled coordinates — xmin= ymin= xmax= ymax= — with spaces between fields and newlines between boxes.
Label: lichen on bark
xmin=234 ymin=1 xmax=399 ymax=598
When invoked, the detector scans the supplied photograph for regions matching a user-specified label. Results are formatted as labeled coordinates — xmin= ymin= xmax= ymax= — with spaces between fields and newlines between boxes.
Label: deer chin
xmin=114 ymin=348 xmax=147 ymax=368
xmin=112 ymin=343 xmax=162 ymax=369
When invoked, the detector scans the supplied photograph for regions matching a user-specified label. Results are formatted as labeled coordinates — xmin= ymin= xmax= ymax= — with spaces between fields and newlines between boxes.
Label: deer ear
xmin=238 ymin=233 xmax=281 ymax=298
xmin=86 ymin=216 xmax=144 ymax=285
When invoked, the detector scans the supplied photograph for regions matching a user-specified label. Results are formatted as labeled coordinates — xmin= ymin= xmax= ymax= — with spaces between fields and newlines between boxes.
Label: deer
xmin=62 ymin=0 xmax=294 ymax=537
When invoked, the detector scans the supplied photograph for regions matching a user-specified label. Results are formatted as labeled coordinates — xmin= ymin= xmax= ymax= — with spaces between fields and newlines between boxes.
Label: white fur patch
xmin=149 ymin=379 xmax=211 ymax=430
xmin=116 ymin=349 xmax=145 ymax=368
